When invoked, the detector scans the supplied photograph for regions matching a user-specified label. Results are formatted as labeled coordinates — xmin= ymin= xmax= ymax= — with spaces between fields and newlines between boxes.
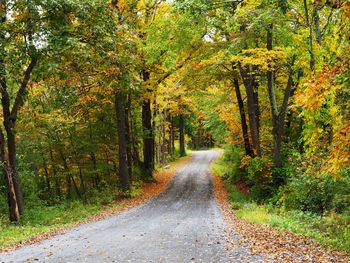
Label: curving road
xmin=1 ymin=150 xmax=264 ymax=263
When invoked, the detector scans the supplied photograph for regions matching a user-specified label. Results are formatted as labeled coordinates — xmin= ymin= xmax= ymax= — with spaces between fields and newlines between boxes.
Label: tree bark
xmin=4 ymin=123 xmax=24 ymax=213
xmin=232 ymin=75 xmax=252 ymax=156
xmin=141 ymin=70 xmax=154 ymax=178
xmin=41 ymin=152 xmax=51 ymax=193
xmin=88 ymin=121 xmax=100 ymax=189
xmin=266 ymin=24 xmax=295 ymax=168
xmin=49 ymin=145 xmax=61 ymax=197
xmin=0 ymin=47 xmax=37 ymax=217
xmin=0 ymin=1 xmax=28 ymax=218
xmin=239 ymin=64 xmax=261 ymax=157
xmin=58 ymin=148 xmax=75 ymax=199
xmin=266 ymin=23 xmax=282 ymax=168
xmin=303 ymin=0 xmax=315 ymax=71
xmin=115 ymin=90 xmax=130 ymax=190
xmin=125 ymin=92 xmax=132 ymax=180
xmin=171 ymin=117 xmax=175 ymax=155
xmin=179 ymin=114 xmax=186 ymax=157
xmin=0 ymin=127 xmax=19 ymax=221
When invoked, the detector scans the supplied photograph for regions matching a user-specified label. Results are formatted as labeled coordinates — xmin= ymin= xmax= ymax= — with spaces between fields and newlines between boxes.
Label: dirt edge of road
xmin=211 ymin=158 xmax=350 ymax=263
xmin=1 ymin=155 xmax=192 ymax=254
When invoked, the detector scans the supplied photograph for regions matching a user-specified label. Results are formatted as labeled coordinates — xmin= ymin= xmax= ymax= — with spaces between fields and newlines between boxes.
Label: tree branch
xmin=10 ymin=57 xmax=37 ymax=120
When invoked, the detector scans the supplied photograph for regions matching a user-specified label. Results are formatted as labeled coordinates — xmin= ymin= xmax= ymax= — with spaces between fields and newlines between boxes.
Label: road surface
xmin=1 ymin=150 xmax=264 ymax=263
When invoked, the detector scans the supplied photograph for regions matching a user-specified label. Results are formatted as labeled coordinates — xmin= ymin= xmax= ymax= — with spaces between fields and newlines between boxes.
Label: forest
xmin=0 ymin=0 xmax=349 ymax=257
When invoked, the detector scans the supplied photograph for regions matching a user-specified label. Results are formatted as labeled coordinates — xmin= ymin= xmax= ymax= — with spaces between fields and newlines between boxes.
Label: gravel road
xmin=1 ymin=150 xmax=264 ymax=263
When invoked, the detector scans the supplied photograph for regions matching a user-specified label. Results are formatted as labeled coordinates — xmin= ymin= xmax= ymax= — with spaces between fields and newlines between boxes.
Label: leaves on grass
xmin=212 ymin=172 xmax=350 ymax=262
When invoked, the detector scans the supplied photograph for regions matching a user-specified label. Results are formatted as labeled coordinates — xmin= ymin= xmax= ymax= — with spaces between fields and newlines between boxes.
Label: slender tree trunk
xmin=0 ymin=61 xmax=22 ymax=218
xmin=70 ymin=175 xmax=81 ymax=198
xmin=0 ymin=128 xmax=19 ymax=221
xmin=66 ymin=173 xmax=72 ymax=198
xmin=125 ymin=92 xmax=132 ymax=180
xmin=266 ymin=24 xmax=282 ymax=168
xmin=232 ymin=74 xmax=252 ymax=157
xmin=166 ymin=115 xmax=173 ymax=156
xmin=239 ymin=64 xmax=261 ymax=157
xmin=179 ymin=114 xmax=186 ymax=157
xmin=142 ymin=70 xmax=154 ymax=178
xmin=152 ymin=100 xmax=157 ymax=164
xmin=162 ymin=109 xmax=167 ymax=162
xmin=129 ymin=102 xmax=143 ymax=169
xmin=49 ymin=145 xmax=61 ymax=197
xmin=0 ymin=2 xmax=18 ymax=221
xmin=115 ymin=90 xmax=130 ymax=190
xmin=313 ymin=5 xmax=322 ymax=44
xmin=303 ymin=0 xmax=315 ymax=71
xmin=266 ymin=25 xmax=295 ymax=168
xmin=69 ymin=133 xmax=86 ymax=196
xmin=58 ymin=149 xmax=74 ymax=199
xmin=87 ymin=120 xmax=100 ymax=188
xmin=252 ymin=75 xmax=260 ymax=132
xmin=4 ymin=124 xmax=24 ymax=213
xmin=41 ymin=153 xmax=51 ymax=193
xmin=90 ymin=152 xmax=100 ymax=189
xmin=3 ymin=55 xmax=37 ymax=214
xmin=171 ymin=117 xmax=175 ymax=155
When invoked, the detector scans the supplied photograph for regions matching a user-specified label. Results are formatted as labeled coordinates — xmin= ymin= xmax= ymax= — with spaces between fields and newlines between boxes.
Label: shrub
xmin=240 ymin=156 xmax=273 ymax=200
xmin=278 ymin=172 xmax=350 ymax=214
xmin=218 ymin=145 xmax=241 ymax=181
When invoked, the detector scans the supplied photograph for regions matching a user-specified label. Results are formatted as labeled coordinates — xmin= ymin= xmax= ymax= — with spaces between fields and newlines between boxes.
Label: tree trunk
xmin=266 ymin=24 xmax=282 ymax=168
xmin=252 ymin=73 xmax=260 ymax=132
xmin=88 ymin=120 xmax=100 ymax=189
xmin=4 ymin=124 xmax=24 ymax=214
xmin=58 ymin=149 xmax=74 ymax=199
xmin=115 ymin=90 xmax=130 ymax=190
xmin=69 ymin=133 xmax=86 ymax=196
xmin=0 ymin=2 xmax=19 ymax=221
xmin=130 ymin=108 xmax=143 ymax=170
xmin=41 ymin=153 xmax=51 ymax=193
xmin=179 ymin=114 xmax=186 ymax=157
xmin=303 ymin=0 xmax=315 ymax=71
xmin=233 ymin=76 xmax=252 ymax=157
xmin=266 ymin=24 xmax=295 ymax=168
xmin=239 ymin=64 xmax=261 ymax=157
xmin=49 ymin=145 xmax=61 ymax=197
xmin=0 ymin=128 xmax=19 ymax=221
xmin=90 ymin=151 xmax=100 ymax=189
xmin=125 ymin=92 xmax=132 ymax=180
xmin=141 ymin=70 xmax=154 ymax=178
xmin=171 ymin=117 xmax=175 ymax=155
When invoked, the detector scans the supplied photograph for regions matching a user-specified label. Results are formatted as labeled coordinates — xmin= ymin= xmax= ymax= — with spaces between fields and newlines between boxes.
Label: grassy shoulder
xmin=212 ymin=150 xmax=350 ymax=253
xmin=0 ymin=154 xmax=191 ymax=252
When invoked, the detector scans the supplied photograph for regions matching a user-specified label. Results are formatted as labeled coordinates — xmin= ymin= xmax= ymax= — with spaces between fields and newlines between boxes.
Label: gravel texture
xmin=1 ymin=150 xmax=264 ymax=263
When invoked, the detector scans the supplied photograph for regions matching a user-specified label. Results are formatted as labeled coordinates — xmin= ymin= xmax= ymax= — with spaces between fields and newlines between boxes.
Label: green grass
xmin=212 ymin=152 xmax=350 ymax=252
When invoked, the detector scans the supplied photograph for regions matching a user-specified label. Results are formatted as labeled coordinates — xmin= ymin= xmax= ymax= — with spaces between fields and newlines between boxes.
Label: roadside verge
xmin=211 ymin=155 xmax=349 ymax=262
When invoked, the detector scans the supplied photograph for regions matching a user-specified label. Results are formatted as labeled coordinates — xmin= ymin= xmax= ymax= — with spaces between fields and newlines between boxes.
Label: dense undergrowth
xmin=213 ymin=146 xmax=350 ymax=252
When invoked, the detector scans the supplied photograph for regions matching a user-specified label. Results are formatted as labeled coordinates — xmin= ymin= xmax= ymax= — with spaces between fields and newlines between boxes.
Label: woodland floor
xmin=1 ymin=150 xmax=349 ymax=262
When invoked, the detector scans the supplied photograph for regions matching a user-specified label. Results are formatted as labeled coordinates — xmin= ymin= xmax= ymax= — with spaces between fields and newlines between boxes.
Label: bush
xmin=218 ymin=145 xmax=241 ymax=181
xmin=240 ymin=156 xmax=274 ymax=200
xmin=278 ymin=173 xmax=350 ymax=214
